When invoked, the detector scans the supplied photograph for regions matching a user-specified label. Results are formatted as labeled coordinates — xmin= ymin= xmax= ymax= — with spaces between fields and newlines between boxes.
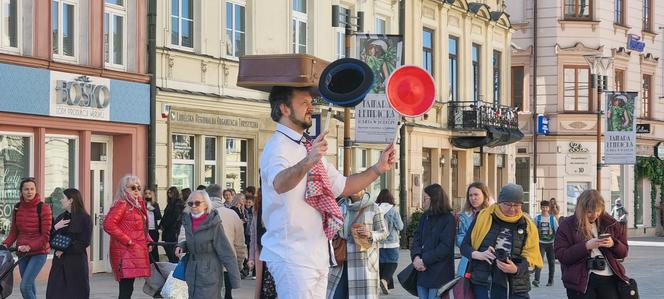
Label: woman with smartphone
xmin=554 ymin=189 xmax=629 ymax=299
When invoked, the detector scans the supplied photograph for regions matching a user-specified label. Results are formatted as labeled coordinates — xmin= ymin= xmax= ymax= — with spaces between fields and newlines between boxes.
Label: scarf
xmin=470 ymin=204 xmax=543 ymax=269
xmin=303 ymin=138 xmax=344 ymax=240
xmin=342 ymin=196 xmax=374 ymax=240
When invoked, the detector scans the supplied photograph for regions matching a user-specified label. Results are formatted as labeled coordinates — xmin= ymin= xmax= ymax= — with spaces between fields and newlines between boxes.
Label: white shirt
xmin=590 ymin=223 xmax=613 ymax=276
xmin=260 ymin=123 xmax=347 ymax=270
xmin=146 ymin=202 xmax=156 ymax=230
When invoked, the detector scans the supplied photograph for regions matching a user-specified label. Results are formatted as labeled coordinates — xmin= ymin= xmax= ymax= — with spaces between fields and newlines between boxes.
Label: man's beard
xmin=289 ymin=113 xmax=312 ymax=130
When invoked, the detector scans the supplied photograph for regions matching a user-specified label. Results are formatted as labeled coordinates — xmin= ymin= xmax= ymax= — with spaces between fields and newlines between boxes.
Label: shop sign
xmin=568 ymin=142 xmax=590 ymax=153
xmin=170 ymin=110 xmax=260 ymax=130
xmin=537 ymin=114 xmax=549 ymax=135
xmin=636 ymin=123 xmax=650 ymax=134
xmin=50 ymin=71 xmax=111 ymax=121
xmin=565 ymin=154 xmax=592 ymax=175
xmin=627 ymin=34 xmax=645 ymax=52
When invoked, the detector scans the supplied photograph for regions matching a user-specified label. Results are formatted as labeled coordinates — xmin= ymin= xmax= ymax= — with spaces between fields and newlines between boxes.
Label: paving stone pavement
xmin=6 ymin=242 xmax=663 ymax=298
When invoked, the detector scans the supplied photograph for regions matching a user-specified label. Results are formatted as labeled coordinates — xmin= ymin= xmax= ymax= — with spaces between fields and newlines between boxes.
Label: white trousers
xmin=267 ymin=261 xmax=329 ymax=299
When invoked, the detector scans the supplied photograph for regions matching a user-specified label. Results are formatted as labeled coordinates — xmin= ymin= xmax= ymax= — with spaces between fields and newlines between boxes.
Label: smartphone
xmin=599 ymin=233 xmax=611 ymax=239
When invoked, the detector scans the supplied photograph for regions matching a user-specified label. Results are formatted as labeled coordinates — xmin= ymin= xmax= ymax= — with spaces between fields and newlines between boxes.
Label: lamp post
xmin=332 ymin=5 xmax=364 ymax=176
xmin=584 ymin=55 xmax=613 ymax=191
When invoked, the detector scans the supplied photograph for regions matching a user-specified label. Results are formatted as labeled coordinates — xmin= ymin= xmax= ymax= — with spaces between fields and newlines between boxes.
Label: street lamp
xmin=584 ymin=55 xmax=613 ymax=190
xmin=332 ymin=5 xmax=364 ymax=176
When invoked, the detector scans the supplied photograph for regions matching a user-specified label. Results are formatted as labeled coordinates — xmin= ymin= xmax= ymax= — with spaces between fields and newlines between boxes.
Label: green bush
xmin=402 ymin=210 xmax=423 ymax=249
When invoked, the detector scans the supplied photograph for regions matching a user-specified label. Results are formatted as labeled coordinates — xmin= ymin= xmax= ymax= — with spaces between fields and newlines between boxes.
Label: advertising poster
xmin=604 ymin=92 xmax=637 ymax=165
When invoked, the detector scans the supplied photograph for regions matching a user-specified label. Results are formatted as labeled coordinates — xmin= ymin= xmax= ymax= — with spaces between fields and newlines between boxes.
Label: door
xmin=90 ymin=136 xmax=112 ymax=273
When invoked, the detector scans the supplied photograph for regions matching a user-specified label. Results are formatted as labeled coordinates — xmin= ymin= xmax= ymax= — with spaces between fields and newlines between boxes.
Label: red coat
xmin=2 ymin=194 xmax=52 ymax=255
xmin=554 ymin=213 xmax=629 ymax=294
xmin=103 ymin=193 xmax=152 ymax=281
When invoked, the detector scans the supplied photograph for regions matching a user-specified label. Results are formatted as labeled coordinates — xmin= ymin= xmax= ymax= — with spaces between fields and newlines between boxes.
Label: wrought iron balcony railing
xmin=447 ymin=100 xmax=519 ymax=130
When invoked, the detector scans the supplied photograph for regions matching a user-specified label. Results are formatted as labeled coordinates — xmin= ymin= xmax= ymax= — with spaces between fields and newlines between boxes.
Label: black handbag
xmin=397 ymin=264 xmax=418 ymax=296
xmin=50 ymin=233 xmax=72 ymax=251
xmin=618 ymin=278 xmax=639 ymax=299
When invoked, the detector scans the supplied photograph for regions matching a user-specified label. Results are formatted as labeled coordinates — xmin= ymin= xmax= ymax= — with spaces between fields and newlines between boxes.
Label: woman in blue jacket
xmin=376 ymin=189 xmax=403 ymax=295
xmin=410 ymin=184 xmax=456 ymax=299
xmin=456 ymin=182 xmax=491 ymax=275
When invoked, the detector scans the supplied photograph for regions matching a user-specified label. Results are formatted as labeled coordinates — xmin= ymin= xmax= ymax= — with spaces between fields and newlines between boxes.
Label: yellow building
xmin=153 ymin=0 xmax=521 ymax=216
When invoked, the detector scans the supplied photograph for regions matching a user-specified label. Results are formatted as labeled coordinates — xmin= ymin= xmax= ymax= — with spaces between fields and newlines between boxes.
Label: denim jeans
xmin=417 ymin=285 xmax=438 ymax=299
xmin=17 ymin=254 xmax=47 ymax=299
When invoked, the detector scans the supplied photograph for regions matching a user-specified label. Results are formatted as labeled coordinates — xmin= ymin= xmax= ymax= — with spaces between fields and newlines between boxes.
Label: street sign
xmin=627 ymin=34 xmax=645 ymax=52
xmin=537 ymin=114 xmax=549 ymax=135
xmin=636 ymin=123 xmax=650 ymax=134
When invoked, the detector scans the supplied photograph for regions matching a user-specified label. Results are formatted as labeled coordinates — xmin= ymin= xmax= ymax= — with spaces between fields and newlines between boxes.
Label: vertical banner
xmin=354 ymin=34 xmax=403 ymax=143
xmin=604 ymin=92 xmax=637 ymax=165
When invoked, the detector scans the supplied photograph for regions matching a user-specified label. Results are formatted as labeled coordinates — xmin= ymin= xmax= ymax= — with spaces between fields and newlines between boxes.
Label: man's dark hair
xmin=196 ymin=185 xmax=207 ymax=191
xmin=540 ymin=200 xmax=550 ymax=207
xmin=246 ymin=186 xmax=256 ymax=195
xmin=269 ymin=86 xmax=315 ymax=122
xmin=206 ymin=184 xmax=223 ymax=198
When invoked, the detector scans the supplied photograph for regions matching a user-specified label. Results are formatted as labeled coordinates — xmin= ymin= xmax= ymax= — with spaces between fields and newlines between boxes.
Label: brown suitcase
xmin=237 ymin=54 xmax=330 ymax=92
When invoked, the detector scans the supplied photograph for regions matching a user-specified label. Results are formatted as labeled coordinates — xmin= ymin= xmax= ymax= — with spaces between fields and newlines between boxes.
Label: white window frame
xmin=292 ymin=6 xmax=307 ymax=54
xmin=44 ymin=134 xmax=80 ymax=189
xmin=171 ymin=133 xmax=196 ymax=189
xmin=225 ymin=0 xmax=246 ymax=59
xmin=0 ymin=131 xmax=34 ymax=178
xmin=170 ymin=0 xmax=194 ymax=50
xmin=0 ymin=0 xmax=20 ymax=53
xmin=52 ymin=0 xmax=79 ymax=62
xmin=375 ymin=16 xmax=386 ymax=34
xmin=204 ymin=136 xmax=217 ymax=184
xmin=104 ymin=0 xmax=127 ymax=70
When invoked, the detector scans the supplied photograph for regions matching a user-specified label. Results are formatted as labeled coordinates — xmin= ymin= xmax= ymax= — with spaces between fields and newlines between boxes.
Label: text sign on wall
xmin=170 ymin=110 xmax=260 ymax=130
xmin=49 ymin=71 xmax=111 ymax=121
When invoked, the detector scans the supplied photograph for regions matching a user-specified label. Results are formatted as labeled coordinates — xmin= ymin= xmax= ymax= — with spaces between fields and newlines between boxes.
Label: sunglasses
xmin=187 ymin=201 xmax=203 ymax=207
xmin=127 ymin=185 xmax=142 ymax=191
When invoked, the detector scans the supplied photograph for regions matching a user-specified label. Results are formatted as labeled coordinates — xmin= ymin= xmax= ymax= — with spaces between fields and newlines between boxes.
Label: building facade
xmin=0 ymin=0 xmax=150 ymax=274
xmin=507 ymin=0 xmax=664 ymax=235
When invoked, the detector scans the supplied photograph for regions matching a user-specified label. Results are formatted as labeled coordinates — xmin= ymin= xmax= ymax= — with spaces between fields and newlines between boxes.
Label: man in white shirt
xmin=260 ymin=86 xmax=396 ymax=299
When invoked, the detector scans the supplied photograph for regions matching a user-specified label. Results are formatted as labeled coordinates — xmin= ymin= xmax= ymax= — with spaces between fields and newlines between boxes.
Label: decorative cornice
xmin=611 ymin=47 xmax=632 ymax=61
xmin=640 ymin=53 xmax=659 ymax=65
xmin=555 ymin=42 xmax=603 ymax=55
xmin=511 ymin=44 xmax=533 ymax=56
xmin=468 ymin=3 xmax=491 ymax=21
xmin=490 ymin=11 xmax=512 ymax=28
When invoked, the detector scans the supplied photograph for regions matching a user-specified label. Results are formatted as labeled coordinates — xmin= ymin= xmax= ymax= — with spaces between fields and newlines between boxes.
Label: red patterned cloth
xmin=303 ymin=137 xmax=344 ymax=240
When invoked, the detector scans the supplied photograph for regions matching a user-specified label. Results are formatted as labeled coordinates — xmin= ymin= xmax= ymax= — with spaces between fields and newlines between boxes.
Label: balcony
xmin=447 ymin=100 xmax=523 ymax=148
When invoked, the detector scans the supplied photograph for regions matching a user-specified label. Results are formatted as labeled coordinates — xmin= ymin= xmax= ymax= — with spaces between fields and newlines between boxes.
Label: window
xmin=512 ymin=66 xmax=525 ymax=111
xmin=473 ymin=153 xmax=481 ymax=182
xmin=292 ymin=0 xmax=307 ymax=53
xmin=422 ymin=28 xmax=434 ymax=75
xmin=226 ymin=1 xmax=245 ymax=57
xmin=566 ymin=182 xmax=590 ymax=216
xmin=44 ymin=136 xmax=77 ymax=218
xmin=641 ymin=74 xmax=652 ymax=118
xmin=375 ymin=17 xmax=386 ymax=34
xmin=614 ymin=0 xmax=625 ymax=25
xmin=515 ymin=157 xmax=530 ymax=214
xmin=172 ymin=134 xmax=195 ymax=190
xmin=422 ymin=149 xmax=431 ymax=188
xmin=104 ymin=0 xmax=125 ymax=67
xmin=472 ymin=44 xmax=481 ymax=102
xmin=171 ymin=0 xmax=193 ymax=48
xmin=204 ymin=137 xmax=216 ymax=186
xmin=614 ymin=69 xmax=624 ymax=92
xmin=335 ymin=7 xmax=349 ymax=59
xmin=493 ymin=50 xmax=502 ymax=106
xmin=643 ymin=0 xmax=652 ymax=32
xmin=1 ymin=0 xmax=18 ymax=50
xmin=0 ymin=134 xmax=31 ymax=241
xmin=563 ymin=66 xmax=591 ymax=111
xmin=225 ymin=137 xmax=248 ymax=191
xmin=449 ymin=36 xmax=459 ymax=101
xmin=52 ymin=0 xmax=77 ymax=58
xmin=564 ymin=0 xmax=591 ymax=19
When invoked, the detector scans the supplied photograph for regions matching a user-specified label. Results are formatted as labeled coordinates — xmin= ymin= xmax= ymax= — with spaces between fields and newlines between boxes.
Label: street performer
xmin=260 ymin=86 xmax=396 ymax=299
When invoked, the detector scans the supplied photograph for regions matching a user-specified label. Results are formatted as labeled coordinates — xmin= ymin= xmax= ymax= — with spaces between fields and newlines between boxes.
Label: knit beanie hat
xmin=498 ymin=183 xmax=524 ymax=203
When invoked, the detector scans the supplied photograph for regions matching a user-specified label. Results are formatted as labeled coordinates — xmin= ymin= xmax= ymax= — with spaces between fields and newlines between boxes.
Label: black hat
xmin=318 ymin=58 xmax=374 ymax=107
xmin=498 ymin=183 xmax=524 ymax=204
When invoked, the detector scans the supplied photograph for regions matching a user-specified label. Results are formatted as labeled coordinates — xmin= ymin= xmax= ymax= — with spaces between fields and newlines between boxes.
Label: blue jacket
xmin=379 ymin=203 xmax=404 ymax=248
xmin=455 ymin=211 xmax=475 ymax=275
xmin=410 ymin=211 xmax=456 ymax=289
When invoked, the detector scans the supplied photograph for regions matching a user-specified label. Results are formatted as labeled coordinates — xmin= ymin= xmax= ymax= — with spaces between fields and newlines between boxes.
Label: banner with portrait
xmin=604 ymin=92 xmax=637 ymax=165
xmin=354 ymin=34 xmax=403 ymax=143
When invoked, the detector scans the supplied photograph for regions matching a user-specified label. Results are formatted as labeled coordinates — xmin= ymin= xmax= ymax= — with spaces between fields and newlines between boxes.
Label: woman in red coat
xmin=103 ymin=175 xmax=152 ymax=299
xmin=554 ymin=189 xmax=628 ymax=299
xmin=2 ymin=177 xmax=52 ymax=299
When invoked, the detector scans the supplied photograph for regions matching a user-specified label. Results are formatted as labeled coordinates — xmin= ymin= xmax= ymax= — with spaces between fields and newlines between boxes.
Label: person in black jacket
xmin=159 ymin=186 xmax=184 ymax=263
xmin=144 ymin=188 xmax=161 ymax=262
xmin=46 ymin=188 xmax=92 ymax=299
xmin=410 ymin=183 xmax=456 ymax=299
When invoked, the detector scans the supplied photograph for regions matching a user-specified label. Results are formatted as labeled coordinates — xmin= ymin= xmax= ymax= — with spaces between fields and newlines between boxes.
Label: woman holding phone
xmin=554 ymin=189 xmax=628 ymax=299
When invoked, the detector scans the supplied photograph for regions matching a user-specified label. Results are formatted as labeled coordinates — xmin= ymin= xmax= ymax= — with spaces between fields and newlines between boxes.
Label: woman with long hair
xmin=46 ymin=188 xmax=92 ymax=299
xmin=2 ymin=177 xmax=53 ymax=299
xmin=375 ymin=189 xmax=403 ymax=294
xmin=554 ymin=190 xmax=629 ymax=299
xmin=410 ymin=184 xmax=456 ymax=299
xmin=456 ymin=182 xmax=491 ymax=275
xmin=103 ymin=175 xmax=152 ymax=299
xmin=160 ymin=186 xmax=184 ymax=263
xmin=248 ymin=188 xmax=278 ymax=299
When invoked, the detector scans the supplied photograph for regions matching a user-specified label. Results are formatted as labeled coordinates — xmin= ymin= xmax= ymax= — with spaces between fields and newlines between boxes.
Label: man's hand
xmin=471 ymin=246 xmax=496 ymax=264
xmin=306 ymin=131 xmax=328 ymax=166
xmin=496 ymin=258 xmax=518 ymax=274
xmin=413 ymin=256 xmax=427 ymax=272
xmin=175 ymin=246 xmax=183 ymax=258
xmin=374 ymin=144 xmax=396 ymax=173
